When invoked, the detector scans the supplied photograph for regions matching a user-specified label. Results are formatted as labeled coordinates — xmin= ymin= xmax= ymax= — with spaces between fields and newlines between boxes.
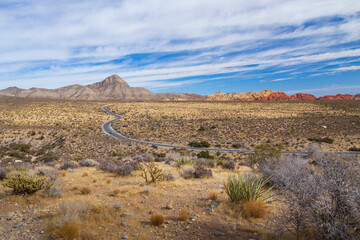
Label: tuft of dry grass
xmin=109 ymin=189 xmax=120 ymax=196
xmin=208 ymin=190 xmax=218 ymax=201
xmin=61 ymin=171 xmax=67 ymax=177
xmin=150 ymin=213 xmax=165 ymax=226
xmin=82 ymin=172 xmax=89 ymax=177
xmin=52 ymin=222 xmax=79 ymax=240
xmin=242 ymin=199 xmax=269 ymax=218
xmin=106 ymin=179 xmax=112 ymax=184
xmin=80 ymin=186 xmax=91 ymax=195
xmin=178 ymin=208 xmax=190 ymax=221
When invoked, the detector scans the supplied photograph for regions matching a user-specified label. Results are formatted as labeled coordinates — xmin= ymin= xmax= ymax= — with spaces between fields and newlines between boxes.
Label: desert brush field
xmin=0 ymin=97 xmax=359 ymax=240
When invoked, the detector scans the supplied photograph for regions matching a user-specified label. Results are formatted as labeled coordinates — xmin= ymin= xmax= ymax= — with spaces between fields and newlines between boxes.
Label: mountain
xmin=0 ymin=74 xmax=358 ymax=101
xmin=0 ymin=75 xmax=197 ymax=101
xmin=206 ymin=90 xmax=318 ymax=101
xmin=317 ymin=94 xmax=354 ymax=100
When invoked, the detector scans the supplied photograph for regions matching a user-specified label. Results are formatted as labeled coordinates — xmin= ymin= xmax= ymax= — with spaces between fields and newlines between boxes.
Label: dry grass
xmin=209 ymin=190 xmax=218 ymax=201
xmin=150 ymin=213 xmax=165 ymax=226
xmin=80 ymin=186 xmax=91 ymax=195
xmin=178 ymin=207 xmax=190 ymax=221
xmin=242 ymin=199 xmax=269 ymax=218
xmin=52 ymin=222 xmax=79 ymax=240
xmin=61 ymin=171 xmax=67 ymax=177
xmin=82 ymin=172 xmax=89 ymax=177
xmin=106 ymin=179 xmax=112 ymax=184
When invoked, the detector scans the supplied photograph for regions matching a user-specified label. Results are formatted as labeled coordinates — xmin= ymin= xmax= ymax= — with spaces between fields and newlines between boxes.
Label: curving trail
xmin=101 ymin=106 xmax=360 ymax=155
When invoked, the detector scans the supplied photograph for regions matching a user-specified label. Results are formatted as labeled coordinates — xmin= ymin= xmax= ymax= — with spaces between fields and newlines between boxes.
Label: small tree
xmin=138 ymin=161 xmax=164 ymax=184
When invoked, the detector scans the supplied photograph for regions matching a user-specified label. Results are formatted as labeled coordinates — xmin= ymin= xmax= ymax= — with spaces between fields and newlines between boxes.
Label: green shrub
xmin=189 ymin=141 xmax=210 ymax=148
xmin=308 ymin=137 xmax=334 ymax=144
xmin=198 ymin=126 xmax=205 ymax=131
xmin=197 ymin=150 xmax=213 ymax=159
xmin=175 ymin=156 xmax=194 ymax=167
xmin=9 ymin=143 xmax=31 ymax=152
xmin=247 ymin=143 xmax=282 ymax=169
xmin=2 ymin=173 xmax=46 ymax=195
xmin=224 ymin=173 xmax=272 ymax=202
xmin=348 ymin=146 xmax=360 ymax=152
xmin=8 ymin=150 xmax=26 ymax=159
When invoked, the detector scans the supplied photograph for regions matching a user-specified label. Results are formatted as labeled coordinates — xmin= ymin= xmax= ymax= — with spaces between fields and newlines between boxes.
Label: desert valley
xmin=0 ymin=75 xmax=359 ymax=240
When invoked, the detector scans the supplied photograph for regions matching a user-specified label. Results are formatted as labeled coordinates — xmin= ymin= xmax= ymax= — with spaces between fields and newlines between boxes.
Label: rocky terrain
xmin=0 ymin=75 xmax=197 ymax=101
xmin=0 ymin=74 xmax=358 ymax=101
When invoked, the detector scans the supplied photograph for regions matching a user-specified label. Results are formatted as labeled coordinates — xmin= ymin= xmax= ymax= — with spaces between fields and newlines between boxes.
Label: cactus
xmin=2 ymin=173 xmax=45 ymax=195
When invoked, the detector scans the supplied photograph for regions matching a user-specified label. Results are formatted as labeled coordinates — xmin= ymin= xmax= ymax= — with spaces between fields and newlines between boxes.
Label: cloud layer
xmin=0 ymin=0 xmax=360 ymax=95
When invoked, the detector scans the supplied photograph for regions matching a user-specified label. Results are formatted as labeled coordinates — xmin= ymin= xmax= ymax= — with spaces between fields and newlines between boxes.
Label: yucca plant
xmin=224 ymin=173 xmax=272 ymax=202
xmin=175 ymin=156 xmax=194 ymax=167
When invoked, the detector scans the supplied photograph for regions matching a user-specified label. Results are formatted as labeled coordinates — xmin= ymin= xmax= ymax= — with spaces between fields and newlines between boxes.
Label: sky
xmin=0 ymin=0 xmax=360 ymax=96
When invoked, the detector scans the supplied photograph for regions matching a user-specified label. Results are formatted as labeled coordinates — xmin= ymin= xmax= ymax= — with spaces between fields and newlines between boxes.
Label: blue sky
xmin=0 ymin=0 xmax=360 ymax=96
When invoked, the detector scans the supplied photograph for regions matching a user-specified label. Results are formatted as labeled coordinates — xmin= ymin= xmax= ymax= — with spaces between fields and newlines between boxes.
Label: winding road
xmin=102 ymin=106 xmax=360 ymax=155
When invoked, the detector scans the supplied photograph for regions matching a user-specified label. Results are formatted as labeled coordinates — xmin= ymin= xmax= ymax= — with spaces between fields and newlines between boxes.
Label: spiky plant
xmin=224 ymin=173 xmax=272 ymax=202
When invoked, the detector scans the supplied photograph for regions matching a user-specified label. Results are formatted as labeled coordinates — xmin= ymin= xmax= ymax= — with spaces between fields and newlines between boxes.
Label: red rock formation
xmin=317 ymin=94 xmax=353 ymax=100
xmin=182 ymin=93 xmax=206 ymax=99
xmin=352 ymin=94 xmax=360 ymax=100
xmin=289 ymin=93 xmax=317 ymax=100
xmin=255 ymin=91 xmax=292 ymax=101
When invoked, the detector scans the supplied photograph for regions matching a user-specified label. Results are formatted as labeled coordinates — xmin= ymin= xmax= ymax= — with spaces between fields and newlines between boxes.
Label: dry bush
xmin=178 ymin=208 xmax=190 ymax=221
xmin=46 ymin=177 xmax=65 ymax=197
xmin=98 ymin=158 xmax=136 ymax=176
xmin=262 ymin=152 xmax=360 ymax=239
xmin=208 ymin=190 xmax=218 ymax=201
xmin=150 ymin=213 xmax=165 ymax=226
xmin=194 ymin=165 xmax=212 ymax=178
xmin=61 ymin=171 xmax=66 ymax=177
xmin=82 ymin=172 xmax=89 ymax=177
xmin=80 ymin=186 xmax=91 ymax=195
xmin=163 ymin=170 xmax=176 ymax=181
xmin=35 ymin=166 xmax=59 ymax=180
xmin=109 ymin=189 xmax=120 ymax=196
xmin=78 ymin=159 xmax=99 ymax=167
xmin=179 ymin=166 xmax=195 ymax=179
xmin=242 ymin=199 xmax=269 ymax=218
xmin=60 ymin=161 xmax=79 ymax=170
xmin=52 ymin=222 xmax=79 ymax=240
xmin=221 ymin=160 xmax=236 ymax=170
xmin=106 ymin=179 xmax=112 ymax=184
xmin=0 ymin=167 xmax=6 ymax=180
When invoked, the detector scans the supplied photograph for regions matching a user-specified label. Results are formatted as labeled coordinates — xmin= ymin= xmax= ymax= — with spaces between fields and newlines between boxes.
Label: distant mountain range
xmin=0 ymin=74 xmax=359 ymax=101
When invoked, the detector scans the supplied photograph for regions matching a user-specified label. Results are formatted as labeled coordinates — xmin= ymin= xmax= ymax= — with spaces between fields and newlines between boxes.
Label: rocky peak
xmin=92 ymin=74 xmax=129 ymax=87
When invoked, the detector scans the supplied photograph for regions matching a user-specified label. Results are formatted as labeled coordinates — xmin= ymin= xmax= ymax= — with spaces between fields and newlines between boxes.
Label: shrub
xmin=267 ymin=152 xmax=360 ymax=239
xmin=308 ymin=137 xmax=334 ymax=144
xmin=163 ymin=170 xmax=176 ymax=181
xmin=198 ymin=126 xmax=205 ymax=131
xmin=194 ymin=165 xmax=212 ymax=178
xmin=9 ymin=143 xmax=31 ymax=152
xmin=221 ymin=160 xmax=236 ymax=170
xmin=178 ymin=208 xmax=190 ymax=221
xmin=150 ymin=213 xmax=165 ymax=226
xmin=247 ymin=142 xmax=282 ymax=169
xmin=197 ymin=150 xmax=213 ymax=159
xmin=60 ymin=161 xmax=79 ymax=170
xmin=179 ymin=166 xmax=196 ymax=179
xmin=52 ymin=222 xmax=79 ymax=240
xmin=138 ymin=161 xmax=164 ymax=184
xmin=80 ymin=186 xmax=91 ymax=195
xmin=232 ymin=143 xmax=242 ymax=149
xmin=46 ymin=177 xmax=65 ymax=198
xmin=78 ymin=159 xmax=99 ymax=167
xmin=8 ymin=150 xmax=25 ymax=159
xmin=98 ymin=158 xmax=136 ymax=176
xmin=133 ymin=153 xmax=153 ymax=162
xmin=82 ymin=172 xmax=88 ymax=177
xmin=208 ymin=190 xmax=218 ymax=201
xmin=0 ymin=167 xmax=6 ymax=180
xmin=175 ymin=156 xmax=194 ymax=167
xmin=189 ymin=141 xmax=210 ymax=148
xmin=348 ymin=146 xmax=360 ymax=151
xmin=35 ymin=166 xmax=59 ymax=180
xmin=3 ymin=173 xmax=45 ymax=195
xmin=242 ymin=199 xmax=269 ymax=218
xmin=37 ymin=152 xmax=58 ymax=163
xmin=224 ymin=173 xmax=272 ymax=202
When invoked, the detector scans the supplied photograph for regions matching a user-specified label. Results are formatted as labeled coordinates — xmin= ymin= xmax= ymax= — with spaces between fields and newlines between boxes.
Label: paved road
xmin=102 ymin=106 xmax=360 ymax=155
